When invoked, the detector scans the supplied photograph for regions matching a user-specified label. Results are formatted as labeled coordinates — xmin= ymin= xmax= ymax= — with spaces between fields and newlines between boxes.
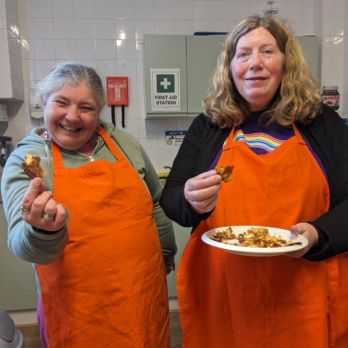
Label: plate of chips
xmin=201 ymin=225 xmax=308 ymax=257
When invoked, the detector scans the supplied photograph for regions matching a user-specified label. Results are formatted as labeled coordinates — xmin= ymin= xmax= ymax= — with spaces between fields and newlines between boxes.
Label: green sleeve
xmin=1 ymin=139 xmax=68 ymax=265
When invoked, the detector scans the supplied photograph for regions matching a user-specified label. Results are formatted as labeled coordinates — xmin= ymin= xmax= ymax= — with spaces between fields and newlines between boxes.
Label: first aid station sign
xmin=150 ymin=68 xmax=180 ymax=112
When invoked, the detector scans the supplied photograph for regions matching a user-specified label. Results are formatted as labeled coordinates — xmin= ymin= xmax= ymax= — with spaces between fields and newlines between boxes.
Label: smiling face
xmin=230 ymin=26 xmax=285 ymax=111
xmin=43 ymin=83 xmax=99 ymax=152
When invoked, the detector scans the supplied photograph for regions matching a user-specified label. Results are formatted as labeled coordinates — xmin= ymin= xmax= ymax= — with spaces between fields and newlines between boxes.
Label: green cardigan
xmin=1 ymin=121 xmax=177 ymax=268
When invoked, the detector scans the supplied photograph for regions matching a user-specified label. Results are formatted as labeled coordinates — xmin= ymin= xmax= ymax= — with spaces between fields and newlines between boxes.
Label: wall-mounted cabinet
xmin=144 ymin=35 xmax=188 ymax=117
xmin=296 ymin=35 xmax=321 ymax=85
xmin=144 ymin=34 xmax=225 ymax=118
xmin=186 ymin=35 xmax=225 ymax=113
xmin=144 ymin=34 xmax=321 ymax=119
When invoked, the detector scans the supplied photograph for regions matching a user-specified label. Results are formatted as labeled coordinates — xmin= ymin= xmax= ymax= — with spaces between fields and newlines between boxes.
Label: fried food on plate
xmin=211 ymin=226 xmax=302 ymax=248
xmin=215 ymin=165 xmax=234 ymax=182
xmin=22 ymin=153 xmax=45 ymax=179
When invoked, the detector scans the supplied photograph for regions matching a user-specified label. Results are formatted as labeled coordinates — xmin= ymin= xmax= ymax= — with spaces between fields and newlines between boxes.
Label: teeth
xmin=61 ymin=125 xmax=79 ymax=132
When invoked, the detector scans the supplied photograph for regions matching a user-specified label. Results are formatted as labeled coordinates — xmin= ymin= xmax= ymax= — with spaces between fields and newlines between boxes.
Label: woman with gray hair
xmin=160 ymin=15 xmax=348 ymax=347
xmin=1 ymin=62 xmax=177 ymax=347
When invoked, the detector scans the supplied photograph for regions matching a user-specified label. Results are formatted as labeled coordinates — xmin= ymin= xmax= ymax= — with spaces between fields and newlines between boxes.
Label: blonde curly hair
xmin=203 ymin=15 xmax=322 ymax=128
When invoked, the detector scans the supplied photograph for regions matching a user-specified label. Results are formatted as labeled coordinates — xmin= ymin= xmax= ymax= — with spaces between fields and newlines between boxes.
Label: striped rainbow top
xmin=210 ymin=111 xmax=327 ymax=179
xmin=209 ymin=112 xmax=294 ymax=169
xmin=232 ymin=129 xmax=291 ymax=154
xmin=232 ymin=112 xmax=294 ymax=155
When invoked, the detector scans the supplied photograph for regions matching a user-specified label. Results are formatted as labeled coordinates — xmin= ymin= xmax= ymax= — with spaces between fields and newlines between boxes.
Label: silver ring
xmin=21 ymin=207 xmax=29 ymax=214
xmin=42 ymin=213 xmax=53 ymax=221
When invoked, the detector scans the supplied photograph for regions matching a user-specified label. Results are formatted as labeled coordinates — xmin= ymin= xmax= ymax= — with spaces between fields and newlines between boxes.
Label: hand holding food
xmin=21 ymin=178 xmax=67 ymax=232
xmin=22 ymin=153 xmax=45 ymax=179
xmin=184 ymin=169 xmax=222 ymax=214
xmin=215 ymin=165 xmax=234 ymax=182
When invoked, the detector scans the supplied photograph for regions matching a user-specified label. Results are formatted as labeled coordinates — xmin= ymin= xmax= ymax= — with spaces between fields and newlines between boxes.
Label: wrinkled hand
xmin=184 ymin=169 xmax=222 ymax=214
xmin=288 ymin=222 xmax=319 ymax=258
xmin=21 ymin=177 xmax=67 ymax=232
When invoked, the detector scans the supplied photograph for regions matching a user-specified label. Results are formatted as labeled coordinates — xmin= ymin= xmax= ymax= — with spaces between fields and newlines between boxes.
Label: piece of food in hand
xmin=215 ymin=165 xmax=234 ymax=182
xmin=22 ymin=153 xmax=45 ymax=179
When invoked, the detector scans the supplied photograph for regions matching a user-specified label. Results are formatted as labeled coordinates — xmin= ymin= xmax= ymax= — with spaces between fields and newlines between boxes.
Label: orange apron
xmin=177 ymin=125 xmax=348 ymax=348
xmin=36 ymin=126 xmax=169 ymax=348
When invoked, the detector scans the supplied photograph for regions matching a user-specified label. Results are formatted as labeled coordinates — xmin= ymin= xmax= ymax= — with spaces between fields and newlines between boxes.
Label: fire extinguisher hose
xmin=121 ymin=105 xmax=125 ymax=128
xmin=111 ymin=105 xmax=116 ymax=126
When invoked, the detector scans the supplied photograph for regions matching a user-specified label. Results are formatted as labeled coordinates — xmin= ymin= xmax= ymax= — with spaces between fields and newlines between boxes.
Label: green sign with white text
xmin=151 ymin=69 xmax=180 ymax=111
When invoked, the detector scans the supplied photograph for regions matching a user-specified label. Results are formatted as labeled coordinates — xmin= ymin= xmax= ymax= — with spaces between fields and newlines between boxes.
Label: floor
xmin=18 ymin=310 xmax=183 ymax=348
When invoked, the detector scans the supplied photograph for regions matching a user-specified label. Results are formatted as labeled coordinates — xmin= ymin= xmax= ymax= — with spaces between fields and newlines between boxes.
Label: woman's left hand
xmin=288 ymin=222 xmax=319 ymax=258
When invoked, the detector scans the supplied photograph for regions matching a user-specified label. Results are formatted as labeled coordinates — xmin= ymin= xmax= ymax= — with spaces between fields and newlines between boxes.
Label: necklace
xmin=41 ymin=130 xmax=100 ymax=156
xmin=77 ymin=132 xmax=100 ymax=156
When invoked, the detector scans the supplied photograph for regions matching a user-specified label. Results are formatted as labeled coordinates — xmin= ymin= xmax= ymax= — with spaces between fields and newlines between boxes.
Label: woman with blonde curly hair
xmin=204 ymin=15 xmax=321 ymax=128
xmin=161 ymin=15 xmax=348 ymax=347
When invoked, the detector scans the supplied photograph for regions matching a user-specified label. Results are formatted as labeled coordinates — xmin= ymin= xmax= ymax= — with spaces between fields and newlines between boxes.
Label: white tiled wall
xmin=321 ymin=0 xmax=345 ymax=115
xmin=0 ymin=0 xmax=347 ymax=170
xmin=0 ymin=0 xmax=23 ymax=100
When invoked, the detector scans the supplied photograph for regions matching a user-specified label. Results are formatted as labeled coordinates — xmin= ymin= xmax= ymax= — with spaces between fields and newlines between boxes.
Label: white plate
xmin=201 ymin=225 xmax=308 ymax=257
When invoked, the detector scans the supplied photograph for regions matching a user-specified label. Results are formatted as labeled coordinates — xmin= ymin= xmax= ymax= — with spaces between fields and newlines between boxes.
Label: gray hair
xmin=36 ymin=62 xmax=106 ymax=111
